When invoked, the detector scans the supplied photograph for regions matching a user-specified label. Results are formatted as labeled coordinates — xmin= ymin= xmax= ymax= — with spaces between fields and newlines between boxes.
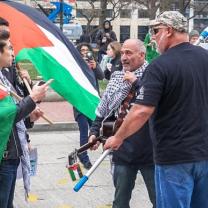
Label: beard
xmin=156 ymin=33 xmax=166 ymax=54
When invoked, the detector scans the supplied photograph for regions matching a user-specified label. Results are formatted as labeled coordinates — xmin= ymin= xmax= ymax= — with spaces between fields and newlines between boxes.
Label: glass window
xmin=76 ymin=9 xmax=100 ymax=18
xmin=76 ymin=9 xmax=83 ymax=18
xmin=138 ymin=9 xmax=148 ymax=18
xmin=194 ymin=19 xmax=208 ymax=33
xmin=106 ymin=9 xmax=113 ymax=18
xmin=137 ymin=26 xmax=148 ymax=41
xmin=120 ymin=26 xmax=130 ymax=43
xmin=120 ymin=9 xmax=131 ymax=18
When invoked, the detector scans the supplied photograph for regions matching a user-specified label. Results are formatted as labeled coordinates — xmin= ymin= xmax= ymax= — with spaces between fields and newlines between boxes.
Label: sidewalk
xmin=15 ymin=130 xmax=152 ymax=208
xmin=32 ymin=101 xmax=78 ymax=132
xmin=37 ymin=101 xmax=75 ymax=123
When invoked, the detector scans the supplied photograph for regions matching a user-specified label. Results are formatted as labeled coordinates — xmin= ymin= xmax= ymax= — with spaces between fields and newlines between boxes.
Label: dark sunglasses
xmin=151 ymin=26 xmax=168 ymax=35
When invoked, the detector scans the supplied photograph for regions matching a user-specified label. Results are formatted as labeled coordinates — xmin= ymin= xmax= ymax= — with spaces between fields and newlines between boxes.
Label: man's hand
xmin=19 ymin=70 xmax=32 ymax=84
xmin=30 ymin=79 xmax=53 ymax=103
xmin=88 ymin=135 xmax=100 ymax=150
xmin=104 ymin=135 xmax=123 ymax=150
xmin=124 ymin=71 xmax=137 ymax=83
xmin=30 ymin=106 xmax=43 ymax=122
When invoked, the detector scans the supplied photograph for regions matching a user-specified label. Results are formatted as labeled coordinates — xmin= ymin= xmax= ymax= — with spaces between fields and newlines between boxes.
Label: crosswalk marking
xmin=55 ymin=205 xmax=73 ymax=208
xmin=96 ymin=204 xmax=112 ymax=208
xmin=27 ymin=193 xmax=38 ymax=202
xmin=57 ymin=178 xmax=68 ymax=185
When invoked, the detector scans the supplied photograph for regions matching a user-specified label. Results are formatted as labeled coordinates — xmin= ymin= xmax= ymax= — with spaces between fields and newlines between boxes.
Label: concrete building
xmin=75 ymin=1 xmax=151 ymax=42
xmin=13 ymin=0 xmax=208 ymax=42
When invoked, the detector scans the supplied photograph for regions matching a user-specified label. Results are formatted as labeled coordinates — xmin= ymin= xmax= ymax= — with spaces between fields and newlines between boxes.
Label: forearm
xmin=115 ymin=104 xmax=154 ymax=142
xmin=89 ymin=116 xmax=104 ymax=137
xmin=15 ymin=96 xmax=36 ymax=122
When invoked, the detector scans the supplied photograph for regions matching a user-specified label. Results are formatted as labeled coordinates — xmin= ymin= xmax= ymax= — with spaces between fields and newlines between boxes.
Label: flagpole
xmin=16 ymin=63 xmax=54 ymax=125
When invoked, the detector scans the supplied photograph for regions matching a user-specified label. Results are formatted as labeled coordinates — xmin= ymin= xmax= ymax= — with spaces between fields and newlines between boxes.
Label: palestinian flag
xmin=0 ymin=88 xmax=16 ymax=162
xmin=0 ymin=1 xmax=99 ymax=120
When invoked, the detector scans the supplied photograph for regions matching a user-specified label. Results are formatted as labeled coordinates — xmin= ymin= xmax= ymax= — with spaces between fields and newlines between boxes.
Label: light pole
xmin=60 ymin=0 xmax=64 ymax=31
xmin=189 ymin=0 xmax=194 ymax=32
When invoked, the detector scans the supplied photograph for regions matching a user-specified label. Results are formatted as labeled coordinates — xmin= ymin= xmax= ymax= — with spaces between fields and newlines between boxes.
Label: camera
xmin=85 ymin=51 xmax=94 ymax=61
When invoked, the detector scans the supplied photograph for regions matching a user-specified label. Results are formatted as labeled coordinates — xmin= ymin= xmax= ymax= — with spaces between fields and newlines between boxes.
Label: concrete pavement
xmin=32 ymin=101 xmax=78 ymax=132
xmin=14 ymin=130 xmax=153 ymax=208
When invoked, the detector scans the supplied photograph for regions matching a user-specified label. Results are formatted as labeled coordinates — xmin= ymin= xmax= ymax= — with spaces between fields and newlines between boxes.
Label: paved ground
xmin=36 ymin=101 xmax=75 ymax=124
xmin=14 ymin=130 xmax=153 ymax=208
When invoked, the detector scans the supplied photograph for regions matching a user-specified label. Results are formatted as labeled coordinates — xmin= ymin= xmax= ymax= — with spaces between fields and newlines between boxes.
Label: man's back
xmin=139 ymin=42 xmax=208 ymax=164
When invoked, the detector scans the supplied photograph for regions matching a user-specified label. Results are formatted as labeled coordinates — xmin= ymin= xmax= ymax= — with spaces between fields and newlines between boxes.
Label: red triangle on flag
xmin=0 ymin=88 xmax=8 ymax=100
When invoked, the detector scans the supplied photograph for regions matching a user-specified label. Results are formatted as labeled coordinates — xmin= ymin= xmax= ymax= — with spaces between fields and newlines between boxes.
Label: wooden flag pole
xmin=0 ymin=79 xmax=54 ymax=125
xmin=16 ymin=63 xmax=54 ymax=125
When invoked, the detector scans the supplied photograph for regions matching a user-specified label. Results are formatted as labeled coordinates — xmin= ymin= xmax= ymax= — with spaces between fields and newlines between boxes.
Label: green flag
xmin=144 ymin=33 xmax=159 ymax=63
xmin=0 ymin=89 xmax=17 ymax=162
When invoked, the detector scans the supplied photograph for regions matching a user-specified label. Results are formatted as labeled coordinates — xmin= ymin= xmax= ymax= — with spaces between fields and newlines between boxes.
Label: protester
xmin=95 ymin=20 xmax=117 ymax=63
xmin=0 ymin=30 xmax=49 ymax=208
xmin=73 ymin=42 xmax=104 ymax=169
xmin=144 ymin=32 xmax=159 ymax=63
xmin=100 ymin=41 xmax=122 ymax=80
xmin=0 ymin=17 xmax=35 ymax=129
xmin=189 ymin=29 xmax=200 ymax=44
xmin=104 ymin=11 xmax=208 ymax=208
xmin=89 ymin=39 xmax=155 ymax=208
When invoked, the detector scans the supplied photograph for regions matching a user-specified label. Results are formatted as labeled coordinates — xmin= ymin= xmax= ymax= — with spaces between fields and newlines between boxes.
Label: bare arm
xmin=104 ymin=103 xmax=155 ymax=150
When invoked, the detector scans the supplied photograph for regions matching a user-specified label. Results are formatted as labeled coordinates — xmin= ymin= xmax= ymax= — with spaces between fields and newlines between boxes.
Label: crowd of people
xmin=0 ymin=9 xmax=208 ymax=208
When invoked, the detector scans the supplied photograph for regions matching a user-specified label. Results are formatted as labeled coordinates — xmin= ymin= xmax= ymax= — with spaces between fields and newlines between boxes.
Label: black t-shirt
xmin=135 ymin=42 xmax=208 ymax=165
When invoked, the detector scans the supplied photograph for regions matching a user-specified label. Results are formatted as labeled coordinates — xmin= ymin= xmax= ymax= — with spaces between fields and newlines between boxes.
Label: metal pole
xmin=60 ymin=0 xmax=63 ymax=31
xmin=189 ymin=0 xmax=194 ymax=32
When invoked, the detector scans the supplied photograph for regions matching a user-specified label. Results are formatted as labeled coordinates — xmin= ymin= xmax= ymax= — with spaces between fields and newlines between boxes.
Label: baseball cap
xmin=150 ymin=11 xmax=188 ymax=32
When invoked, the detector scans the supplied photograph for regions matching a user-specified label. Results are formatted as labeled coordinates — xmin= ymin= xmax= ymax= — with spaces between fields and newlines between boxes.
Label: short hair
xmin=108 ymin=41 xmax=121 ymax=57
xmin=135 ymin=39 xmax=146 ymax=54
xmin=0 ymin=17 xmax=9 ymax=27
xmin=0 ymin=30 xmax=10 ymax=53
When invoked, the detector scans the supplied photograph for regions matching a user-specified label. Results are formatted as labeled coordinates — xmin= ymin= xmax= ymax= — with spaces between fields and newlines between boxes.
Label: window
xmin=106 ymin=9 xmax=113 ymax=18
xmin=120 ymin=26 xmax=130 ymax=43
xmin=76 ymin=9 xmax=83 ymax=18
xmin=137 ymin=26 xmax=148 ymax=41
xmin=194 ymin=19 xmax=208 ymax=33
xmin=120 ymin=9 xmax=131 ymax=18
xmin=76 ymin=9 xmax=100 ymax=18
xmin=138 ymin=9 xmax=149 ymax=18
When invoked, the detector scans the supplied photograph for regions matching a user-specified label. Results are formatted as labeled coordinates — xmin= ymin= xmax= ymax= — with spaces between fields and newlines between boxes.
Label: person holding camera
xmin=95 ymin=20 xmax=117 ymax=63
xmin=73 ymin=42 xmax=104 ymax=169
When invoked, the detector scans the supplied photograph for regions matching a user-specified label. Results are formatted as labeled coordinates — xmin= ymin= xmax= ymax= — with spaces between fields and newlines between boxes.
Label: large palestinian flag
xmin=0 ymin=0 xmax=99 ymax=120
xmin=0 ymin=88 xmax=16 ymax=162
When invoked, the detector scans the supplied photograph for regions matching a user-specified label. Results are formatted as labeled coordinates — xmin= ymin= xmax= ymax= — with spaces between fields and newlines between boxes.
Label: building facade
xmin=13 ymin=0 xmax=208 ymax=42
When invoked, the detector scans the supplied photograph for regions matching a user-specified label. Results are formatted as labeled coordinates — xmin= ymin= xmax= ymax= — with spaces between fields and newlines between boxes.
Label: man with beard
xmin=104 ymin=11 xmax=208 ymax=208
xmin=89 ymin=39 xmax=155 ymax=208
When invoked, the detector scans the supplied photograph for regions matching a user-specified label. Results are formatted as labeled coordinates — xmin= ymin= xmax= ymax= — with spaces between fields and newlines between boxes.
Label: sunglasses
xmin=151 ymin=26 xmax=168 ymax=35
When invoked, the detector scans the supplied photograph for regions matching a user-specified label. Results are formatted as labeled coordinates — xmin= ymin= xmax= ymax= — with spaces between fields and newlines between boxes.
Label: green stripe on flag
xmin=0 ymin=96 xmax=17 ymax=162
xmin=16 ymin=48 xmax=100 ymax=120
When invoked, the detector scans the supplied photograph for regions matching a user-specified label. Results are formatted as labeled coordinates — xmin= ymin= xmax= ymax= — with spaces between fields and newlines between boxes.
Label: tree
xmin=159 ymin=0 xmax=208 ymax=19
xmin=131 ymin=0 xmax=160 ymax=19
xmin=76 ymin=0 xmax=131 ymax=35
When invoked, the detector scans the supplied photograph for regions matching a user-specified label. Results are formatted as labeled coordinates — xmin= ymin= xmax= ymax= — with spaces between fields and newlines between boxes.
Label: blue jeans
xmin=76 ymin=114 xmax=92 ymax=164
xmin=113 ymin=164 xmax=156 ymax=208
xmin=155 ymin=160 xmax=208 ymax=208
xmin=0 ymin=159 xmax=20 ymax=208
